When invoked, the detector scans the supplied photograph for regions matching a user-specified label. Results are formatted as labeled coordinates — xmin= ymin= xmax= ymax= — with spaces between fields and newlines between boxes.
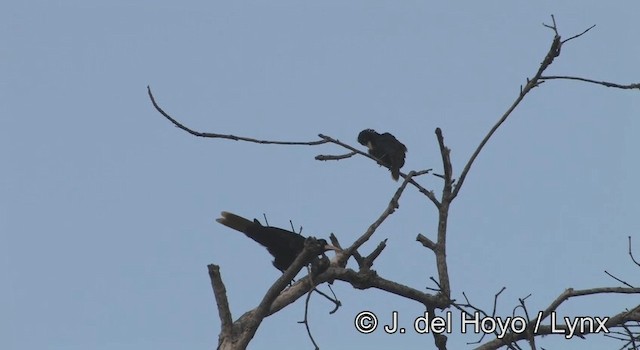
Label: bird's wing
xmin=378 ymin=133 xmax=407 ymax=166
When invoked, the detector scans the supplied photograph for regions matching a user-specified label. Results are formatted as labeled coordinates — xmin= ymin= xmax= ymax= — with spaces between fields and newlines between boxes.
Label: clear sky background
xmin=2 ymin=1 xmax=639 ymax=349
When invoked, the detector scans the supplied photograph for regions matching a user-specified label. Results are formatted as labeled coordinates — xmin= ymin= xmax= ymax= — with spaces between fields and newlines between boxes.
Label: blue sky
xmin=2 ymin=1 xmax=639 ymax=349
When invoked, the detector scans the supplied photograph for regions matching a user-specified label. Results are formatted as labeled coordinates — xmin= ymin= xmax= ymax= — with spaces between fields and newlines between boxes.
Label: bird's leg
xmin=304 ymin=259 xmax=342 ymax=312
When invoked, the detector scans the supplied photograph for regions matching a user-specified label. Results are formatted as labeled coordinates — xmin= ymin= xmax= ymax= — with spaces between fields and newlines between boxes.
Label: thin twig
xmin=562 ymin=24 xmax=596 ymax=43
xmin=147 ymin=86 xmax=329 ymax=145
xmin=325 ymin=284 xmax=341 ymax=314
xmin=605 ymin=270 xmax=636 ymax=288
xmin=629 ymin=236 xmax=640 ymax=267
xmin=540 ymin=76 xmax=640 ymax=90
xmin=542 ymin=14 xmax=559 ymax=35
xmin=492 ymin=287 xmax=507 ymax=317
xmin=516 ymin=295 xmax=538 ymax=349
xmin=298 ymin=286 xmax=320 ymax=350
xmin=455 ymin=288 xmax=510 ymax=346
xmin=450 ymin=26 xmax=562 ymax=201
xmin=342 ymin=171 xmax=415 ymax=260
xmin=620 ymin=324 xmax=637 ymax=350
xmin=427 ymin=276 xmax=443 ymax=293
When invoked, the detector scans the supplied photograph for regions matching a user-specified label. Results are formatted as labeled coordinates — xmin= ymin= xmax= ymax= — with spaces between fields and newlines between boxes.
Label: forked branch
xmin=448 ymin=17 xmax=622 ymax=201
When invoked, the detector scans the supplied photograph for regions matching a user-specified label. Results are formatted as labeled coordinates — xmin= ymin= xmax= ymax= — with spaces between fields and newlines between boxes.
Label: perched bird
xmin=216 ymin=211 xmax=338 ymax=273
xmin=357 ymin=129 xmax=407 ymax=181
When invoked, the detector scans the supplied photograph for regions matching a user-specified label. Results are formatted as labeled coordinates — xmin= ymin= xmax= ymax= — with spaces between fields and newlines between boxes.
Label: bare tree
xmin=149 ymin=16 xmax=640 ymax=350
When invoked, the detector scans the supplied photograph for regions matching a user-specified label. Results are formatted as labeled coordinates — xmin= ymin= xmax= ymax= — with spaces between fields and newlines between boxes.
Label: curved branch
xmin=450 ymin=31 xmax=562 ymax=201
xmin=148 ymin=87 xmax=441 ymax=207
xmin=628 ymin=236 xmax=640 ymax=267
xmin=540 ymin=76 xmax=640 ymax=90
xmin=147 ymin=86 xmax=329 ymax=146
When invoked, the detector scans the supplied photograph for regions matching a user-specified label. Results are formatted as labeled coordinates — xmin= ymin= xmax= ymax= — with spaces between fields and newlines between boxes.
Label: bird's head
xmin=357 ymin=129 xmax=379 ymax=148
xmin=317 ymin=238 xmax=340 ymax=252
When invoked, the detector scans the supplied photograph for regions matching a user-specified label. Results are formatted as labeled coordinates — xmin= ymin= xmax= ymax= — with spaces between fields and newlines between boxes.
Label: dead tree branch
xmin=158 ymin=14 xmax=640 ymax=350
xmin=340 ymin=171 xmax=416 ymax=263
xmin=148 ymin=87 xmax=440 ymax=207
xmin=214 ymin=238 xmax=330 ymax=350
xmin=476 ymin=288 xmax=640 ymax=350
xmin=540 ymin=76 xmax=640 ymax=90
xmin=629 ymin=236 xmax=640 ymax=267
xmin=147 ymin=86 xmax=328 ymax=146
xmin=208 ymin=265 xmax=233 ymax=348
xmin=450 ymin=25 xmax=561 ymax=201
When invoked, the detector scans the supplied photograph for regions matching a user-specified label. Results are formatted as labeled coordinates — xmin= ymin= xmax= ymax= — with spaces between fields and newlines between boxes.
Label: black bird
xmin=216 ymin=211 xmax=338 ymax=273
xmin=357 ymin=129 xmax=407 ymax=181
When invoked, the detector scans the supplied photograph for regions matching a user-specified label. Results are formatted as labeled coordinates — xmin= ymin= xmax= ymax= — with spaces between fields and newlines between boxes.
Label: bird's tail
xmin=391 ymin=168 xmax=400 ymax=181
xmin=216 ymin=211 xmax=255 ymax=233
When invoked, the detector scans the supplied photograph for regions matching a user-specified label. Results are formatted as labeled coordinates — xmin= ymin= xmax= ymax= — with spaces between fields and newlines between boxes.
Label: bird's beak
xmin=324 ymin=244 xmax=340 ymax=251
